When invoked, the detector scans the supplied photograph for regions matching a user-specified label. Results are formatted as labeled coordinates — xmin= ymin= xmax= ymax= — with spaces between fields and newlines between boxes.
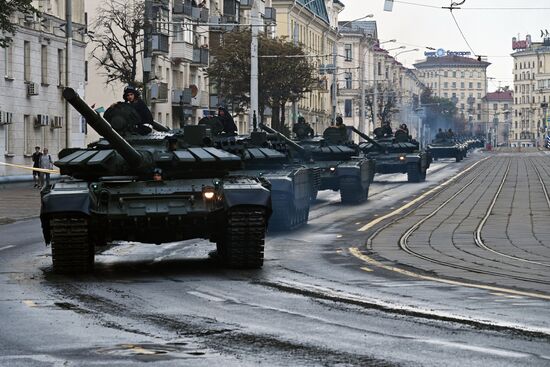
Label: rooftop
xmin=414 ymin=55 xmax=491 ymax=69
xmin=484 ymin=90 xmax=513 ymax=102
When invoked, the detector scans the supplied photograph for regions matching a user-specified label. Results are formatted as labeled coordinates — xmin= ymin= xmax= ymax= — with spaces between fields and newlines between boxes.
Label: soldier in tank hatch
xmin=123 ymin=85 xmax=153 ymax=134
xmin=217 ymin=106 xmax=238 ymax=134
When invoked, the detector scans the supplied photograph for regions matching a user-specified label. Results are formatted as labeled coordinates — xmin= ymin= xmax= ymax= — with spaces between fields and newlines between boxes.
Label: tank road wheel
xmin=220 ymin=207 xmax=267 ymax=269
xmin=50 ymin=216 xmax=94 ymax=274
xmin=339 ymin=177 xmax=367 ymax=204
xmin=407 ymin=163 xmax=423 ymax=183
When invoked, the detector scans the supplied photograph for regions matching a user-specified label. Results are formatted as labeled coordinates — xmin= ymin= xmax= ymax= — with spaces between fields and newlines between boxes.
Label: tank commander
xmin=292 ymin=116 xmax=315 ymax=139
xmin=217 ymin=106 xmax=238 ymax=134
xmin=123 ymin=85 xmax=153 ymax=134
xmin=381 ymin=122 xmax=393 ymax=137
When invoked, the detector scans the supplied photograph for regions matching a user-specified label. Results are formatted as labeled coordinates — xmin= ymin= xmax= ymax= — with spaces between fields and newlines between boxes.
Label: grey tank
xmin=355 ymin=127 xmax=431 ymax=183
xmin=40 ymin=88 xmax=271 ymax=273
xmin=201 ymin=117 xmax=314 ymax=231
xmin=260 ymin=123 xmax=375 ymax=204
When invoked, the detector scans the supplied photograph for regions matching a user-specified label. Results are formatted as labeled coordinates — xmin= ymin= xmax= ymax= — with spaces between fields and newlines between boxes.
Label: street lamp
xmin=394 ymin=48 xmax=419 ymax=58
xmin=385 ymin=45 xmax=405 ymax=52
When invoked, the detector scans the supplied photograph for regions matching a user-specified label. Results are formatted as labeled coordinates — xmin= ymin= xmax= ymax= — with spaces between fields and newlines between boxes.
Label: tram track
xmin=356 ymin=154 xmax=550 ymax=295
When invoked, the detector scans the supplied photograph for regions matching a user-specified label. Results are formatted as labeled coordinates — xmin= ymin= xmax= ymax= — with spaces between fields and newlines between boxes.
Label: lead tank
xmin=200 ymin=117 xmax=313 ymax=230
xmin=427 ymin=131 xmax=465 ymax=162
xmin=260 ymin=123 xmax=375 ymax=204
xmin=40 ymin=88 xmax=272 ymax=273
xmin=355 ymin=126 xmax=431 ymax=182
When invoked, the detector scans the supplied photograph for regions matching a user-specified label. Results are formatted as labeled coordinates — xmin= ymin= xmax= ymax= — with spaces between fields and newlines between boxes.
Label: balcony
xmin=150 ymin=82 xmax=169 ymax=103
xmin=172 ymin=88 xmax=192 ymax=106
xmin=192 ymin=48 xmax=209 ymax=66
xmin=171 ymin=41 xmax=193 ymax=61
xmin=173 ymin=1 xmax=209 ymax=21
xmin=151 ymin=34 xmax=169 ymax=54
xmin=209 ymin=15 xmax=238 ymax=32
xmin=191 ymin=91 xmax=209 ymax=107
xmin=263 ymin=7 xmax=276 ymax=23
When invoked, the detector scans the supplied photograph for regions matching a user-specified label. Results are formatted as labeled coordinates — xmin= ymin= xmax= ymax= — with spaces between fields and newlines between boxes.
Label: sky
xmin=339 ymin=0 xmax=550 ymax=92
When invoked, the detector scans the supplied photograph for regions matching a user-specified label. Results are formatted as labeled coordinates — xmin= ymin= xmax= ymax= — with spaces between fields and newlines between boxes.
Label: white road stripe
xmin=0 ymin=245 xmax=15 ymax=252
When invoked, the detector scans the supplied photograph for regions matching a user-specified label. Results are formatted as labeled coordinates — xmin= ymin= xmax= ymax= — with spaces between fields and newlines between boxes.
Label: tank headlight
xmin=329 ymin=166 xmax=336 ymax=172
xmin=203 ymin=187 xmax=215 ymax=200
xmin=399 ymin=156 xmax=406 ymax=161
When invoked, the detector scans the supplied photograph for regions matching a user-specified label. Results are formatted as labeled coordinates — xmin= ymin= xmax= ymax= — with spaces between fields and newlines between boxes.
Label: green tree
xmin=0 ymin=0 xmax=38 ymax=48
xmin=207 ymin=29 xmax=316 ymax=133
xmin=89 ymin=0 xmax=145 ymax=87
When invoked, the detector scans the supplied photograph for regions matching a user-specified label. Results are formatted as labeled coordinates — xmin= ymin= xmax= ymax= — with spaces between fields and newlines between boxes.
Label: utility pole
xmin=331 ymin=39 xmax=337 ymax=123
xmin=249 ymin=0 xmax=260 ymax=132
xmin=65 ymin=0 xmax=72 ymax=147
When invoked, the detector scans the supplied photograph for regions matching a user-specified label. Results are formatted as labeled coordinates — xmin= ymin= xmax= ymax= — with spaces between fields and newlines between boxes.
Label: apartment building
xmin=0 ymin=0 xmax=87 ymax=177
xmin=482 ymin=88 xmax=513 ymax=147
xmin=414 ymin=54 xmax=490 ymax=134
xmin=510 ymin=34 xmax=550 ymax=147
xmin=272 ymin=0 xmax=340 ymax=133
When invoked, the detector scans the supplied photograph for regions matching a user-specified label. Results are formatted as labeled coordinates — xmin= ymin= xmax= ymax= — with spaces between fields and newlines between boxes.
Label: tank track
xmin=407 ymin=163 xmax=426 ymax=182
xmin=50 ymin=216 xmax=94 ymax=274
xmin=339 ymin=177 xmax=368 ymax=204
xmin=270 ymin=199 xmax=309 ymax=231
xmin=219 ymin=207 xmax=266 ymax=269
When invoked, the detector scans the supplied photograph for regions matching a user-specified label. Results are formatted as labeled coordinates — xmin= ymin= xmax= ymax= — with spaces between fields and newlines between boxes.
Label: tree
xmin=420 ymin=88 xmax=463 ymax=133
xmin=89 ymin=0 xmax=145 ymax=87
xmin=364 ymin=84 xmax=397 ymax=127
xmin=207 ymin=29 xmax=316 ymax=133
xmin=0 ymin=0 xmax=37 ymax=48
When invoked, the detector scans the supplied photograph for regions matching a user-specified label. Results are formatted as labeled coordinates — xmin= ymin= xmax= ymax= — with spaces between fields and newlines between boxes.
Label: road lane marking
xmin=358 ymin=157 xmax=489 ymax=232
xmin=22 ymin=300 xmax=37 ymax=307
xmin=187 ymin=291 xmax=225 ymax=302
xmin=348 ymin=247 xmax=550 ymax=301
xmin=360 ymin=266 xmax=373 ymax=272
xmin=0 ymin=245 xmax=14 ymax=252
xmin=416 ymin=338 xmax=530 ymax=358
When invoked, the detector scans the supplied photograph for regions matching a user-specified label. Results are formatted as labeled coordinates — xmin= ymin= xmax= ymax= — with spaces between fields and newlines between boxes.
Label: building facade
xmin=414 ymin=55 xmax=490 ymax=135
xmin=0 ymin=0 xmax=87 ymax=177
xmin=510 ymin=34 xmax=550 ymax=147
xmin=272 ymin=0 xmax=338 ymax=134
xmin=482 ymin=88 xmax=513 ymax=147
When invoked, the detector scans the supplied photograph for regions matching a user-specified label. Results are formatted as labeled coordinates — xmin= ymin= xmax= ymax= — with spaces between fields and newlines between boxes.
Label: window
xmin=461 ymin=71 xmax=465 ymax=78
xmin=344 ymin=44 xmax=352 ymax=61
xmin=24 ymin=41 xmax=31 ymax=82
xmin=41 ymin=45 xmax=48 ymax=84
xmin=444 ymin=82 xmax=448 ymax=88
xmin=158 ymin=112 xmax=162 ymax=123
xmin=57 ymin=49 xmax=65 ymax=86
xmin=84 ymin=61 xmax=88 ymax=82
xmin=4 ymin=121 xmax=14 ymax=155
xmin=24 ymin=115 xmax=33 ymax=155
xmin=504 ymin=103 xmax=509 ymax=110
xmin=452 ymin=71 xmax=456 ymax=77
xmin=377 ymin=61 xmax=381 ymax=76
xmin=468 ymin=82 xmax=473 ymax=88
xmin=4 ymin=45 xmax=13 ymax=78
xmin=344 ymin=72 xmax=352 ymax=89
xmin=460 ymin=92 xmax=465 ymax=98
xmin=460 ymin=82 xmax=464 ymax=88
xmin=344 ymin=99 xmax=352 ymax=117
xmin=443 ymin=71 xmax=448 ymax=77
xmin=452 ymin=82 xmax=456 ymax=88
xmin=443 ymin=92 xmax=448 ymax=98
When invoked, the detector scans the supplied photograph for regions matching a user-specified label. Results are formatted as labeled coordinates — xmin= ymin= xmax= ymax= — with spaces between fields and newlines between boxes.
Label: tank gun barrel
xmin=62 ymin=87 xmax=144 ymax=168
xmin=259 ymin=122 xmax=308 ymax=158
xmin=349 ymin=126 xmax=384 ymax=151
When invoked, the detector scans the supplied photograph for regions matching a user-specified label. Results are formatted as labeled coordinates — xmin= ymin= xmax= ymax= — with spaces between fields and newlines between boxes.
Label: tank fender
xmin=222 ymin=186 xmax=272 ymax=211
xmin=264 ymin=176 xmax=292 ymax=193
xmin=40 ymin=189 xmax=91 ymax=244
xmin=405 ymin=155 xmax=421 ymax=163
xmin=336 ymin=165 xmax=361 ymax=178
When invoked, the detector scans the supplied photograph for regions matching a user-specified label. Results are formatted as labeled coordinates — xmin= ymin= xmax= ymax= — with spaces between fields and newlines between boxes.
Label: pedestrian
xmin=39 ymin=148 xmax=53 ymax=188
xmin=217 ymin=106 xmax=238 ymax=134
xmin=31 ymin=146 xmax=42 ymax=188
xmin=123 ymin=85 xmax=153 ymax=134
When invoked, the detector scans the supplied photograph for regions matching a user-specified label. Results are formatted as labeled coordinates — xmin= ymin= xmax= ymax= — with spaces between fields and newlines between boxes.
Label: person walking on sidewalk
xmin=39 ymin=148 xmax=54 ymax=188
xmin=31 ymin=146 xmax=42 ymax=188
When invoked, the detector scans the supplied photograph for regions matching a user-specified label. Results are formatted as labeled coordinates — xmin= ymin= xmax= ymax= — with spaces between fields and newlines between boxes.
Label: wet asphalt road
xmin=1 ymin=150 xmax=550 ymax=366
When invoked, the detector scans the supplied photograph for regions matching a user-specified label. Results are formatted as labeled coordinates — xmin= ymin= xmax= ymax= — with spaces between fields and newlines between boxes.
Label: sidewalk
xmin=0 ymin=182 xmax=42 ymax=224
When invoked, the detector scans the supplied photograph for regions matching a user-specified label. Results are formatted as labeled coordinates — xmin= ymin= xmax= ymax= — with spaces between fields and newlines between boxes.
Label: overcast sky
xmin=339 ymin=0 xmax=550 ymax=92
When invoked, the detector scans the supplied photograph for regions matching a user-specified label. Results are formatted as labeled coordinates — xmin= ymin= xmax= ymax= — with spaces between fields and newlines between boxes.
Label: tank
xmin=426 ymin=132 xmax=466 ymax=162
xmin=354 ymin=126 xmax=431 ymax=183
xmin=200 ymin=118 xmax=314 ymax=231
xmin=260 ymin=123 xmax=375 ymax=204
xmin=40 ymin=88 xmax=272 ymax=273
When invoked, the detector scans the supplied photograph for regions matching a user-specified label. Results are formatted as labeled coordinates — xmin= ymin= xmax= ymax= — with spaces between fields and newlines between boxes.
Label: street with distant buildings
xmin=1 ymin=0 xmax=550 ymax=366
